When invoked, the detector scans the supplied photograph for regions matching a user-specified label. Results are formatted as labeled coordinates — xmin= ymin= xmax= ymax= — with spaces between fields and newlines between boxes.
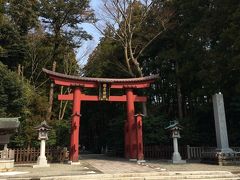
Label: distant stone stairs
xmin=38 ymin=171 xmax=240 ymax=180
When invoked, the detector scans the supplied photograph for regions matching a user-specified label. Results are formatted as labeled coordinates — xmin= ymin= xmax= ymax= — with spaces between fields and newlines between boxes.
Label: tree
xmin=39 ymin=0 xmax=95 ymax=64
xmin=58 ymin=50 xmax=79 ymax=121
xmin=0 ymin=14 xmax=26 ymax=68
xmin=6 ymin=0 xmax=39 ymax=36
xmin=95 ymin=0 xmax=173 ymax=115
xmin=23 ymin=29 xmax=52 ymax=90
xmin=84 ymin=30 xmax=127 ymax=78
xmin=0 ymin=62 xmax=49 ymax=147
xmin=38 ymin=0 xmax=95 ymax=120
xmin=96 ymin=0 xmax=173 ymax=77
xmin=0 ymin=0 xmax=40 ymax=69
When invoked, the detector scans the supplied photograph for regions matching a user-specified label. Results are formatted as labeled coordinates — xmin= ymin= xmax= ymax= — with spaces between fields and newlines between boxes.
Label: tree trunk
xmin=58 ymin=86 xmax=70 ymax=120
xmin=17 ymin=64 xmax=24 ymax=80
xmin=142 ymin=102 xmax=148 ymax=116
xmin=46 ymin=61 xmax=56 ymax=120
xmin=17 ymin=64 xmax=21 ymax=76
xmin=131 ymin=60 xmax=148 ymax=116
xmin=176 ymin=61 xmax=183 ymax=120
xmin=58 ymin=86 xmax=64 ymax=120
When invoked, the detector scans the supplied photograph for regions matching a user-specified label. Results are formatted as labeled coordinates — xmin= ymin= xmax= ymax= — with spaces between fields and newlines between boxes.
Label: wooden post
xmin=69 ymin=87 xmax=81 ymax=163
xmin=135 ymin=114 xmax=144 ymax=160
xmin=126 ymin=89 xmax=137 ymax=160
xmin=124 ymin=120 xmax=130 ymax=158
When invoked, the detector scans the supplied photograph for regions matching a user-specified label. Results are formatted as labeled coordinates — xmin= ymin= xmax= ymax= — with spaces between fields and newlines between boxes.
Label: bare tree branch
xmin=96 ymin=0 xmax=173 ymax=77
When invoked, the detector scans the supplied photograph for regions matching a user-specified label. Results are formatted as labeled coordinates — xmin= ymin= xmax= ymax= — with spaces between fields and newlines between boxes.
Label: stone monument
xmin=0 ymin=117 xmax=20 ymax=171
xmin=213 ymin=93 xmax=233 ymax=153
xmin=165 ymin=120 xmax=186 ymax=164
xmin=201 ymin=93 xmax=240 ymax=165
xmin=33 ymin=121 xmax=51 ymax=168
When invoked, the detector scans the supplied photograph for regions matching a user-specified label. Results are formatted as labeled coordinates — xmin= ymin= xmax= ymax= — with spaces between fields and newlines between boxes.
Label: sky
xmin=76 ymin=0 xmax=103 ymax=66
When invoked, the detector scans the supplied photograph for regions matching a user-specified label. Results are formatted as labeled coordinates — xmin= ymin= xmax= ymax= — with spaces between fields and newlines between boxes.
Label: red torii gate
xmin=43 ymin=68 xmax=158 ymax=162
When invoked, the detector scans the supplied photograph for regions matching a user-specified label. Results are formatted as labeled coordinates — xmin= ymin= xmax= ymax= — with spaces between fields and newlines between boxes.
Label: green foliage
xmin=39 ymin=0 xmax=95 ymax=69
xmin=0 ymin=62 xmax=49 ymax=147
xmin=0 ymin=16 xmax=26 ymax=68
xmin=0 ymin=0 xmax=95 ymax=148
xmin=54 ymin=120 xmax=70 ymax=147
xmin=105 ymin=116 xmax=124 ymax=153
xmin=39 ymin=0 xmax=94 ymax=43
xmin=84 ymin=35 xmax=127 ymax=78
xmin=79 ymin=101 xmax=125 ymax=153
xmin=6 ymin=0 xmax=39 ymax=35
xmin=0 ymin=62 xmax=26 ymax=116
xmin=143 ymin=115 xmax=170 ymax=145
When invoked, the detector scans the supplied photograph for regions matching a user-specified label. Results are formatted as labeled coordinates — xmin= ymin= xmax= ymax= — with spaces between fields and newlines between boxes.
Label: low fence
xmin=14 ymin=147 xmax=68 ymax=164
xmin=144 ymin=145 xmax=187 ymax=159
xmin=186 ymin=146 xmax=240 ymax=160
xmin=144 ymin=145 xmax=240 ymax=160
xmin=186 ymin=146 xmax=215 ymax=160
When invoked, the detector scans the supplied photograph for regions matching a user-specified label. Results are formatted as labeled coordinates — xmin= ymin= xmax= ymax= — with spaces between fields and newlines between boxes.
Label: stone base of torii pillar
xmin=68 ymin=161 xmax=81 ymax=165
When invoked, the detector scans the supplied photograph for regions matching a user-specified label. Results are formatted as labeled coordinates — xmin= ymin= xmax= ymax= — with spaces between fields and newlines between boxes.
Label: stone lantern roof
xmin=34 ymin=121 xmax=52 ymax=131
xmin=165 ymin=120 xmax=183 ymax=131
xmin=0 ymin=117 xmax=20 ymax=135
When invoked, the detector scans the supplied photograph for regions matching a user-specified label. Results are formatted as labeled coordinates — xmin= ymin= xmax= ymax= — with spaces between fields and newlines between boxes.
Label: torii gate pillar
xmin=69 ymin=87 xmax=81 ymax=163
xmin=126 ymin=89 xmax=137 ymax=160
xmin=135 ymin=113 xmax=144 ymax=160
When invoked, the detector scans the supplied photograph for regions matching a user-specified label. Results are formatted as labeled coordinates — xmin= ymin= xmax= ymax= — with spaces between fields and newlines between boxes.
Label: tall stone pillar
xmin=201 ymin=93 xmax=240 ymax=165
xmin=69 ymin=87 xmax=81 ymax=164
xmin=212 ymin=93 xmax=233 ymax=153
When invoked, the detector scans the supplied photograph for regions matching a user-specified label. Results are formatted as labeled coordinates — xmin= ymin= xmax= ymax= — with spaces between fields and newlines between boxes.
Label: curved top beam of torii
xmin=43 ymin=68 xmax=159 ymax=89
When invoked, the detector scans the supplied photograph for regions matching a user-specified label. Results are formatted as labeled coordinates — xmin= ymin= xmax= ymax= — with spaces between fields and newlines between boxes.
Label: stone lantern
xmin=33 ymin=121 xmax=51 ymax=168
xmin=165 ymin=120 xmax=186 ymax=164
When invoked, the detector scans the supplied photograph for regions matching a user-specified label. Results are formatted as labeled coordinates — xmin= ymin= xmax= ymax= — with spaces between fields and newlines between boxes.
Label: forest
xmin=0 ymin=0 xmax=240 ymax=153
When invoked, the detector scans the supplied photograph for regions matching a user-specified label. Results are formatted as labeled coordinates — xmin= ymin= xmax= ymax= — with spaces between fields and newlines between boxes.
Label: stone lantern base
xmin=32 ymin=156 xmax=50 ymax=168
xmin=201 ymin=151 xmax=240 ymax=166
xmin=171 ymin=159 xmax=186 ymax=164
xmin=171 ymin=152 xmax=186 ymax=164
